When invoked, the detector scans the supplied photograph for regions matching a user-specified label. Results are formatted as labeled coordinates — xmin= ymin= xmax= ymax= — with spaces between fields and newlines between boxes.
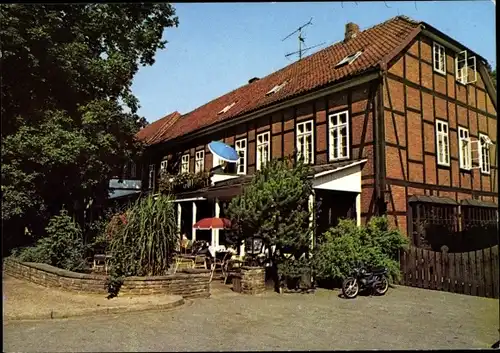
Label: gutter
xmin=157 ymin=70 xmax=382 ymax=147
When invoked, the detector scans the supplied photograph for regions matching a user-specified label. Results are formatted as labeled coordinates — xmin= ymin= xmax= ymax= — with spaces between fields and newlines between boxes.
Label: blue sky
xmin=131 ymin=1 xmax=496 ymax=123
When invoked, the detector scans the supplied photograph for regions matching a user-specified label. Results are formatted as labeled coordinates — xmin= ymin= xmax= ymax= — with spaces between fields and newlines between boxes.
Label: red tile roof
xmin=135 ymin=111 xmax=181 ymax=145
xmin=149 ymin=16 xmax=423 ymax=144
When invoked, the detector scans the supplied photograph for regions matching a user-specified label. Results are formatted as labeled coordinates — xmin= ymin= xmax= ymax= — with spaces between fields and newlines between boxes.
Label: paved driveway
xmin=3 ymin=283 xmax=499 ymax=351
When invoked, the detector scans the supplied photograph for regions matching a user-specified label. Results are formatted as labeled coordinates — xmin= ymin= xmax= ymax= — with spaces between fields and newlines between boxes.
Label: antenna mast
xmin=283 ymin=17 xmax=322 ymax=61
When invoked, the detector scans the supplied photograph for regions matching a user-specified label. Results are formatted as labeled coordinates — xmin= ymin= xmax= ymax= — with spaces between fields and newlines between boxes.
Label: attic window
xmin=335 ymin=51 xmax=363 ymax=68
xmin=266 ymin=81 xmax=287 ymax=96
xmin=218 ymin=102 xmax=236 ymax=115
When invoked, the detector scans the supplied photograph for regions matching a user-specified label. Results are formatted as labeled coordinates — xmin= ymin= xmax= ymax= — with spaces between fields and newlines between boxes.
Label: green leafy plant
xmin=312 ymin=217 xmax=409 ymax=284
xmin=12 ymin=209 xmax=89 ymax=272
xmin=106 ymin=194 xmax=177 ymax=297
xmin=225 ymin=156 xmax=316 ymax=290
xmin=159 ymin=171 xmax=210 ymax=193
xmin=1 ymin=4 xmax=179 ymax=252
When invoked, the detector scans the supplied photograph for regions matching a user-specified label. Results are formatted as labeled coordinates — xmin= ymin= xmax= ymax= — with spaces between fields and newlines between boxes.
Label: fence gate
xmin=399 ymin=245 xmax=499 ymax=299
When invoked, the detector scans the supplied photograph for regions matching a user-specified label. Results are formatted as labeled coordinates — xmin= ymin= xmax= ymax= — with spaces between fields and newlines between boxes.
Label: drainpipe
xmin=375 ymin=73 xmax=387 ymax=215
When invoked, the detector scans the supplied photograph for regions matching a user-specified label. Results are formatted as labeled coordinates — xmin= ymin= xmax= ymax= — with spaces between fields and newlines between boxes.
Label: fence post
xmin=441 ymin=245 xmax=449 ymax=292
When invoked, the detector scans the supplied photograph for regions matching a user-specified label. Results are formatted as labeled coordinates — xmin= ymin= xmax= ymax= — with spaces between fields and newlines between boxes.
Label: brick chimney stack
xmin=345 ymin=22 xmax=360 ymax=41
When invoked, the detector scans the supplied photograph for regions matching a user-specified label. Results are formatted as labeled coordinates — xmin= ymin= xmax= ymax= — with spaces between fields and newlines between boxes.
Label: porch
xmin=172 ymin=159 xmax=367 ymax=255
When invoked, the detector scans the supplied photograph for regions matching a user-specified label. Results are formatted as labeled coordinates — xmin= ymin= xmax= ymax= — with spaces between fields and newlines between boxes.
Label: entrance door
xmin=316 ymin=190 xmax=357 ymax=236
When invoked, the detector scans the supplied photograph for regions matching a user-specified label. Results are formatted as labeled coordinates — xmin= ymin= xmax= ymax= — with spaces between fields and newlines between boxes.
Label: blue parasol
xmin=208 ymin=141 xmax=239 ymax=163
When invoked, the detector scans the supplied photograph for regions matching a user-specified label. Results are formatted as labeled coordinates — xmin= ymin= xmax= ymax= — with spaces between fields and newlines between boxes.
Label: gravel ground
xmin=3 ymin=281 xmax=499 ymax=351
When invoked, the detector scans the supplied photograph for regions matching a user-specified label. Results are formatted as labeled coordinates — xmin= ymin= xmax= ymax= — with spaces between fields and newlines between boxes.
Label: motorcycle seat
xmin=371 ymin=267 xmax=386 ymax=274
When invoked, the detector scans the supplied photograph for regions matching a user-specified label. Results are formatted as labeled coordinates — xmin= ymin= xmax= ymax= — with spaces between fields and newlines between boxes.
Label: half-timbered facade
xmin=133 ymin=16 xmax=497 ymax=253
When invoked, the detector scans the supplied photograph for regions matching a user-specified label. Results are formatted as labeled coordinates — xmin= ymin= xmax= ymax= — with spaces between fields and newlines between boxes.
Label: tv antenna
xmin=282 ymin=17 xmax=325 ymax=60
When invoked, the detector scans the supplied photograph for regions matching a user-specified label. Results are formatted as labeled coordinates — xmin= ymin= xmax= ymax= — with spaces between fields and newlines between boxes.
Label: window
xmin=455 ymin=51 xmax=477 ymax=85
xmin=195 ymin=151 xmax=204 ymax=173
xmin=296 ymin=120 xmax=314 ymax=164
xmin=218 ymin=102 xmax=236 ymax=115
xmin=160 ymin=159 xmax=168 ymax=174
xmin=180 ymin=154 xmax=189 ymax=174
xmin=479 ymin=134 xmax=491 ymax=174
xmin=148 ymin=164 xmax=155 ymax=190
xmin=266 ymin=81 xmax=287 ymax=96
xmin=329 ymin=111 xmax=349 ymax=161
xmin=458 ymin=127 xmax=471 ymax=170
xmin=433 ymin=42 xmax=446 ymax=74
xmin=235 ymin=138 xmax=247 ymax=175
xmin=436 ymin=120 xmax=450 ymax=166
xmin=256 ymin=132 xmax=270 ymax=170
xmin=335 ymin=51 xmax=362 ymax=68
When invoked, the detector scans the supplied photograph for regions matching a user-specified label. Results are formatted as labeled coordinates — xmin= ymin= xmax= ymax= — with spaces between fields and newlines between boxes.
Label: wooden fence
xmin=398 ymin=245 xmax=499 ymax=298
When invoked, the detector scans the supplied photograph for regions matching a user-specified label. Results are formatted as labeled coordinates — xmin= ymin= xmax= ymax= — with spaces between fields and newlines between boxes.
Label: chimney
xmin=248 ymin=77 xmax=260 ymax=84
xmin=345 ymin=22 xmax=359 ymax=41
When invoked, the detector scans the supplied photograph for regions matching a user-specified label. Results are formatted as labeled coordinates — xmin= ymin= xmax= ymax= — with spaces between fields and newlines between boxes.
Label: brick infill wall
xmin=233 ymin=266 xmax=266 ymax=295
xmin=3 ymin=258 xmax=210 ymax=298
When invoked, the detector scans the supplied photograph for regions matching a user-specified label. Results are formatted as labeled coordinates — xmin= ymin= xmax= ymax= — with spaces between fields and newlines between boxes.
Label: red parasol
xmin=192 ymin=217 xmax=232 ymax=230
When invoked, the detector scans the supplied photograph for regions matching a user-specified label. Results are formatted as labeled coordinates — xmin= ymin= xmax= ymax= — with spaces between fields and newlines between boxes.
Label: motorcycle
xmin=341 ymin=264 xmax=389 ymax=299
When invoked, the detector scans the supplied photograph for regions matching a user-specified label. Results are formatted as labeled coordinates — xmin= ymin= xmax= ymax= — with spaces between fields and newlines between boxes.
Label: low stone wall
xmin=233 ymin=266 xmax=266 ymax=295
xmin=121 ymin=269 xmax=210 ymax=298
xmin=3 ymin=258 xmax=210 ymax=298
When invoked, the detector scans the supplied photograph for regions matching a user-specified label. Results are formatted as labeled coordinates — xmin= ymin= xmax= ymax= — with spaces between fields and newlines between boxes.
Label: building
xmin=134 ymin=15 xmax=497 ymax=253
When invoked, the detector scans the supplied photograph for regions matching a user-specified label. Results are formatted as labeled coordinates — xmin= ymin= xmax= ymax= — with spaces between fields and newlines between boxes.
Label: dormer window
xmin=335 ymin=51 xmax=362 ymax=68
xmin=266 ymin=81 xmax=287 ymax=96
xmin=218 ymin=102 xmax=236 ymax=115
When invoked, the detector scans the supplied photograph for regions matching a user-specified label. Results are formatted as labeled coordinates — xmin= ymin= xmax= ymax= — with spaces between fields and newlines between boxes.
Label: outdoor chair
xmin=223 ymin=255 xmax=244 ymax=284
xmin=194 ymin=255 xmax=207 ymax=269
xmin=180 ymin=239 xmax=192 ymax=254
xmin=92 ymin=254 xmax=112 ymax=274
xmin=209 ymin=251 xmax=231 ymax=283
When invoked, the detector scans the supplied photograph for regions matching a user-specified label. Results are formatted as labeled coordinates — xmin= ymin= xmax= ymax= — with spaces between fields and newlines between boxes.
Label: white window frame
xmin=455 ymin=51 xmax=477 ymax=85
xmin=479 ymin=133 xmax=491 ymax=174
xmin=328 ymin=110 xmax=350 ymax=161
xmin=458 ymin=127 xmax=471 ymax=170
xmin=335 ymin=51 xmax=362 ymax=68
xmin=296 ymin=120 xmax=314 ymax=165
xmin=436 ymin=120 xmax=450 ymax=166
xmin=218 ymin=102 xmax=236 ymax=115
xmin=433 ymin=42 xmax=446 ymax=75
xmin=148 ymin=164 xmax=155 ymax=190
xmin=266 ymin=81 xmax=287 ymax=96
xmin=180 ymin=154 xmax=190 ymax=174
xmin=195 ymin=150 xmax=204 ymax=173
xmin=256 ymin=132 xmax=270 ymax=171
xmin=160 ymin=159 xmax=168 ymax=174
xmin=235 ymin=138 xmax=247 ymax=175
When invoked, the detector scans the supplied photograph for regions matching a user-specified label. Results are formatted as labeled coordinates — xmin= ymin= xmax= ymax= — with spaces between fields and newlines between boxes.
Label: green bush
xmin=12 ymin=209 xmax=88 ymax=272
xmin=107 ymin=194 xmax=177 ymax=296
xmin=312 ymin=216 xmax=409 ymax=284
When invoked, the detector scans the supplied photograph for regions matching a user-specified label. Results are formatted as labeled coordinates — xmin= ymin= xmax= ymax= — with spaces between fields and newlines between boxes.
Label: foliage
xmin=1 ymin=4 xmax=179 ymax=249
xmin=312 ymin=217 xmax=409 ymax=283
xmin=225 ymin=157 xmax=315 ymax=284
xmin=12 ymin=209 xmax=89 ymax=272
xmin=159 ymin=171 xmax=211 ymax=193
xmin=107 ymin=194 xmax=177 ymax=296
xmin=490 ymin=69 xmax=496 ymax=89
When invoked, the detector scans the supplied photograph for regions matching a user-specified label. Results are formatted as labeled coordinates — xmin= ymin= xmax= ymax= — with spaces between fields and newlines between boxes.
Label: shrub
xmin=312 ymin=216 xmax=409 ymax=284
xmin=225 ymin=157 xmax=315 ymax=290
xmin=12 ymin=209 xmax=88 ymax=272
xmin=107 ymin=194 xmax=177 ymax=296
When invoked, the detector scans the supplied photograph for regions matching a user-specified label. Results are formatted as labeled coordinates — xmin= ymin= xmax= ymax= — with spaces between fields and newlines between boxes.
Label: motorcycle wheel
xmin=342 ymin=278 xmax=359 ymax=299
xmin=373 ymin=275 xmax=389 ymax=296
